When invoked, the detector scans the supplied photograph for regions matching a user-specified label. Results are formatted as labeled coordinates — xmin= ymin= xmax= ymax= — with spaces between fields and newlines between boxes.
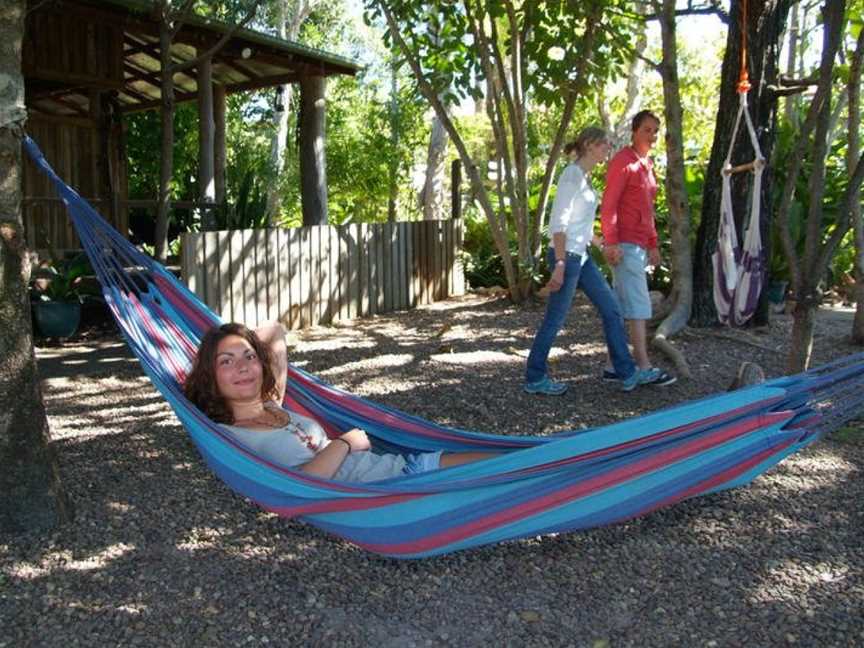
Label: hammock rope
xmin=23 ymin=135 xmax=864 ymax=558
xmin=713 ymin=0 xmax=767 ymax=326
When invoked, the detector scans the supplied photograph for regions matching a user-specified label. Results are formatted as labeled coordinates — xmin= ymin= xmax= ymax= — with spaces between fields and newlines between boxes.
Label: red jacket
xmin=600 ymin=147 xmax=659 ymax=250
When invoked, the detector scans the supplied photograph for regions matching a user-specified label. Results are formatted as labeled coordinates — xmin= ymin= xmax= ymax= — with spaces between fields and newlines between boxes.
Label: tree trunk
xmin=419 ymin=115 xmax=448 ymax=220
xmin=691 ymin=0 xmax=790 ymax=327
xmin=849 ymin=28 xmax=864 ymax=343
xmin=787 ymin=299 xmax=816 ymax=372
xmin=0 ymin=0 xmax=72 ymax=532
xmin=782 ymin=2 xmax=799 ymax=128
xmin=387 ymin=57 xmax=399 ymax=222
xmin=598 ymin=3 xmax=647 ymax=150
xmin=652 ymin=0 xmax=693 ymax=377
xmin=265 ymin=0 xmax=291 ymax=225
xmin=778 ymin=0 xmax=850 ymax=373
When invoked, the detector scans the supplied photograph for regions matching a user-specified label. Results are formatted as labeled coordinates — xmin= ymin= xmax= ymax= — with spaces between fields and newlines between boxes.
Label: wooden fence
xmin=181 ymin=220 xmax=465 ymax=329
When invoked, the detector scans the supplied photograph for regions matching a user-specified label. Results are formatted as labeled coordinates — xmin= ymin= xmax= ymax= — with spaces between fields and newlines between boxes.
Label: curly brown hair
xmin=183 ymin=323 xmax=279 ymax=424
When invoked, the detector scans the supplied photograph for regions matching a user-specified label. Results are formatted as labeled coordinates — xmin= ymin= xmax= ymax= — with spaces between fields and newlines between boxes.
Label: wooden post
xmin=214 ymin=83 xmax=226 ymax=206
xmin=197 ymin=54 xmax=216 ymax=230
xmin=299 ymin=74 xmax=328 ymax=226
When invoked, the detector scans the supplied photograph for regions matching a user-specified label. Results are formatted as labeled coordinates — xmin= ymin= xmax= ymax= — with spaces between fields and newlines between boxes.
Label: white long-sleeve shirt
xmin=548 ymin=163 xmax=597 ymax=257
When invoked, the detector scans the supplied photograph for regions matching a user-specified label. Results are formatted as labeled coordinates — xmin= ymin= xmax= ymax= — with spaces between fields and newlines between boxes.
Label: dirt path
xmin=3 ymin=295 xmax=863 ymax=647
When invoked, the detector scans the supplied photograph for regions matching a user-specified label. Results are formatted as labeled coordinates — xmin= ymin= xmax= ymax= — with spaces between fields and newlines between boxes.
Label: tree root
xmin=651 ymin=333 xmax=691 ymax=379
xmin=685 ymin=327 xmax=781 ymax=353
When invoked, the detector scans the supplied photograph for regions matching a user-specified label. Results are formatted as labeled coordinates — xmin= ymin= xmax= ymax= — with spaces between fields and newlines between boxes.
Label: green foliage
xmin=364 ymin=0 xmax=639 ymax=297
xmin=29 ymin=253 xmax=95 ymax=303
xmin=833 ymin=423 xmax=863 ymax=444
xmin=220 ymin=92 xmax=272 ymax=228
xmin=218 ymin=166 xmax=270 ymax=229
xmin=769 ymin=117 xmax=860 ymax=288
xmin=126 ymin=104 xmax=199 ymax=201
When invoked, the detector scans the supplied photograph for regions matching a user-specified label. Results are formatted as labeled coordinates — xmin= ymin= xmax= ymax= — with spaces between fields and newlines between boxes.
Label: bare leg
xmin=440 ymin=451 xmax=498 ymax=468
xmin=628 ymin=319 xmax=650 ymax=369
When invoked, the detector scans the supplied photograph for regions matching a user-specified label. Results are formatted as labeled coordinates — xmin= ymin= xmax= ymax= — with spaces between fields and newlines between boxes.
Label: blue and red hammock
xmin=25 ymin=136 xmax=864 ymax=558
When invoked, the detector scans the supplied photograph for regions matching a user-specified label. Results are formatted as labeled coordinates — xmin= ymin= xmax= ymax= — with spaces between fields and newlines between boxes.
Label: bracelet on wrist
xmin=335 ymin=437 xmax=352 ymax=453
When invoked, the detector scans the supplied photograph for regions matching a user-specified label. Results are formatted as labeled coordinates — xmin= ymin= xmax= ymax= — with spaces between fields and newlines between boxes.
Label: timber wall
xmin=181 ymin=220 xmax=466 ymax=330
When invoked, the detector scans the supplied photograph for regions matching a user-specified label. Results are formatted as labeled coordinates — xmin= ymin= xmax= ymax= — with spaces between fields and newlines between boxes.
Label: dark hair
xmin=183 ymin=323 xmax=278 ymax=424
xmin=563 ymin=126 xmax=608 ymax=160
xmin=631 ymin=110 xmax=660 ymax=132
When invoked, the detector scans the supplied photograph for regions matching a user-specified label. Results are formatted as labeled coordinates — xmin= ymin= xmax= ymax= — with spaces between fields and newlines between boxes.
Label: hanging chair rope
xmin=713 ymin=0 xmax=767 ymax=326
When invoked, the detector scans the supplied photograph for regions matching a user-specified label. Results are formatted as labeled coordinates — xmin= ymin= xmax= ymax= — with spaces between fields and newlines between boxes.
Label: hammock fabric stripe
xmin=24 ymin=135 xmax=864 ymax=558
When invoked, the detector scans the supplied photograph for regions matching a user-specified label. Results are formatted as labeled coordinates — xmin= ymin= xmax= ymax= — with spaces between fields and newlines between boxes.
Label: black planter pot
xmin=33 ymin=301 xmax=82 ymax=338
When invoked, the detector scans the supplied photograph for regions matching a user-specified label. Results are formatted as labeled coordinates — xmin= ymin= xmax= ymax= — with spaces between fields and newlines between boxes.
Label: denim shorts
xmin=612 ymin=243 xmax=651 ymax=320
xmin=402 ymin=451 xmax=443 ymax=475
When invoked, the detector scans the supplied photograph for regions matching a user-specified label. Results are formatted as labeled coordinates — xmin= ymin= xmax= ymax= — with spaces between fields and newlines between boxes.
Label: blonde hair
xmin=563 ymin=127 xmax=608 ymax=161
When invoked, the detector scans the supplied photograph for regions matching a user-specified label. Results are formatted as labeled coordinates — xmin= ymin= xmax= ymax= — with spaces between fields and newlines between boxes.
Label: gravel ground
xmin=3 ymin=294 xmax=863 ymax=647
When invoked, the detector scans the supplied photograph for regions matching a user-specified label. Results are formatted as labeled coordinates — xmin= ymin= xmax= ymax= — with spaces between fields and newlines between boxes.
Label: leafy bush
xmin=30 ymin=253 xmax=98 ymax=303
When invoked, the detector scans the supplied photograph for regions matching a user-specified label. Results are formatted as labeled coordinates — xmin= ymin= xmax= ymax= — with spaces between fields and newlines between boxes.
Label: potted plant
xmin=29 ymin=254 xmax=92 ymax=338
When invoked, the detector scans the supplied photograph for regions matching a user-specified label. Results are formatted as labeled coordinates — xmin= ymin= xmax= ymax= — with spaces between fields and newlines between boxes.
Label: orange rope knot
xmin=737 ymin=71 xmax=751 ymax=95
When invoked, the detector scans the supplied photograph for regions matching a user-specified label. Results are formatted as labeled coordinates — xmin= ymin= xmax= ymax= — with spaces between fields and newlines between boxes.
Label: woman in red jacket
xmin=600 ymin=110 xmax=676 ymax=386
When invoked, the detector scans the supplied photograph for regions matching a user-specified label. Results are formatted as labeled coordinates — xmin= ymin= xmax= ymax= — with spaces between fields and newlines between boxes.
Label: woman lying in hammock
xmin=184 ymin=322 xmax=496 ymax=482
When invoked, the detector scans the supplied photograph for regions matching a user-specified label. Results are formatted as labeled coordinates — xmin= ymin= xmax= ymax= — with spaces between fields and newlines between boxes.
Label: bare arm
xmin=299 ymin=429 xmax=371 ymax=479
xmin=255 ymin=320 xmax=288 ymax=403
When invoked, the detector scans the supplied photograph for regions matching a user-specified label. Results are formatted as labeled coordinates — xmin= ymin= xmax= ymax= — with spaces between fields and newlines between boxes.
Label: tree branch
xmin=373 ymin=0 xmax=516 ymax=290
xmin=775 ymin=0 xmax=842 ymax=294
xmin=173 ymin=1 xmax=262 ymax=74
xmin=167 ymin=0 xmax=197 ymax=43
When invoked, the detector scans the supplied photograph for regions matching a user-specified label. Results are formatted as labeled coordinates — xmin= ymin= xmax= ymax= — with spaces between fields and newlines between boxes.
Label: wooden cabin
xmin=22 ymin=0 xmax=359 ymax=254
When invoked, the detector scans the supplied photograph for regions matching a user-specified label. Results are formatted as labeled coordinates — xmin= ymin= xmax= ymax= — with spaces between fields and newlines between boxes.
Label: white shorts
xmin=402 ymin=451 xmax=443 ymax=475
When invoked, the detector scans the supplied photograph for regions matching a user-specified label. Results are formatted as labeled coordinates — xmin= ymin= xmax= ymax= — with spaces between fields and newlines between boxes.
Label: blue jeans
xmin=526 ymin=250 xmax=636 ymax=383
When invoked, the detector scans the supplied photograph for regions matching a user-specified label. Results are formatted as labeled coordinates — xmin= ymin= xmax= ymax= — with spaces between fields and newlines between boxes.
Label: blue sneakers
xmin=523 ymin=377 xmax=568 ymax=395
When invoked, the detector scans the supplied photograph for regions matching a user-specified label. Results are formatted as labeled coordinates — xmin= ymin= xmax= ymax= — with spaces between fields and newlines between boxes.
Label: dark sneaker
xmin=602 ymin=369 xmax=621 ymax=382
xmin=523 ymin=377 xmax=568 ymax=395
xmin=621 ymin=368 xmax=660 ymax=392
xmin=646 ymin=367 xmax=677 ymax=386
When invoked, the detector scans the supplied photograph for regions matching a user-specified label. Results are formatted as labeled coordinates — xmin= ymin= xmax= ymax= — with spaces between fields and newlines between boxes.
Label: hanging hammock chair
xmin=713 ymin=0 xmax=767 ymax=326
xmin=23 ymin=135 xmax=864 ymax=559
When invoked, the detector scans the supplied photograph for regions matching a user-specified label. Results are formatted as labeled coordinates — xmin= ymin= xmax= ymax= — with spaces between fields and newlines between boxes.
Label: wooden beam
xmin=45 ymin=95 xmax=89 ymax=117
xmin=118 ymin=83 xmax=152 ymax=104
xmin=26 ymin=69 xmax=124 ymax=91
xmin=722 ymin=159 xmax=767 ymax=176
xmin=26 ymin=110 xmax=97 ymax=129
xmin=198 ymin=54 xmax=216 ymax=230
xmin=123 ymin=62 xmax=162 ymax=92
xmin=119 ymin=73 xmax=301 ymax=113
xmin=217 ymin=57 xmax=260 ymax=81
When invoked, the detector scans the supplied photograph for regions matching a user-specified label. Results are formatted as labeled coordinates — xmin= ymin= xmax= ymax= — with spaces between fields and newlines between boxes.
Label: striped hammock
xmin=25 ymin=135 xmax=864 ymax=558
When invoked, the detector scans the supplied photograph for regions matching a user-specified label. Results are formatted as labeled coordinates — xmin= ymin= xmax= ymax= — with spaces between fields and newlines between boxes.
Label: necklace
xmin=233 ymin=406 xmax=290 ymax=429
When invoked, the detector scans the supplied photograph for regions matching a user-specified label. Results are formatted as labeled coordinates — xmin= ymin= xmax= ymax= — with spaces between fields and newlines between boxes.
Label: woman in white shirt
xmin=525 ymin=127 xmax=652 ymax=395
xmin=184 ymin=322 xmax=496 ymax=482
